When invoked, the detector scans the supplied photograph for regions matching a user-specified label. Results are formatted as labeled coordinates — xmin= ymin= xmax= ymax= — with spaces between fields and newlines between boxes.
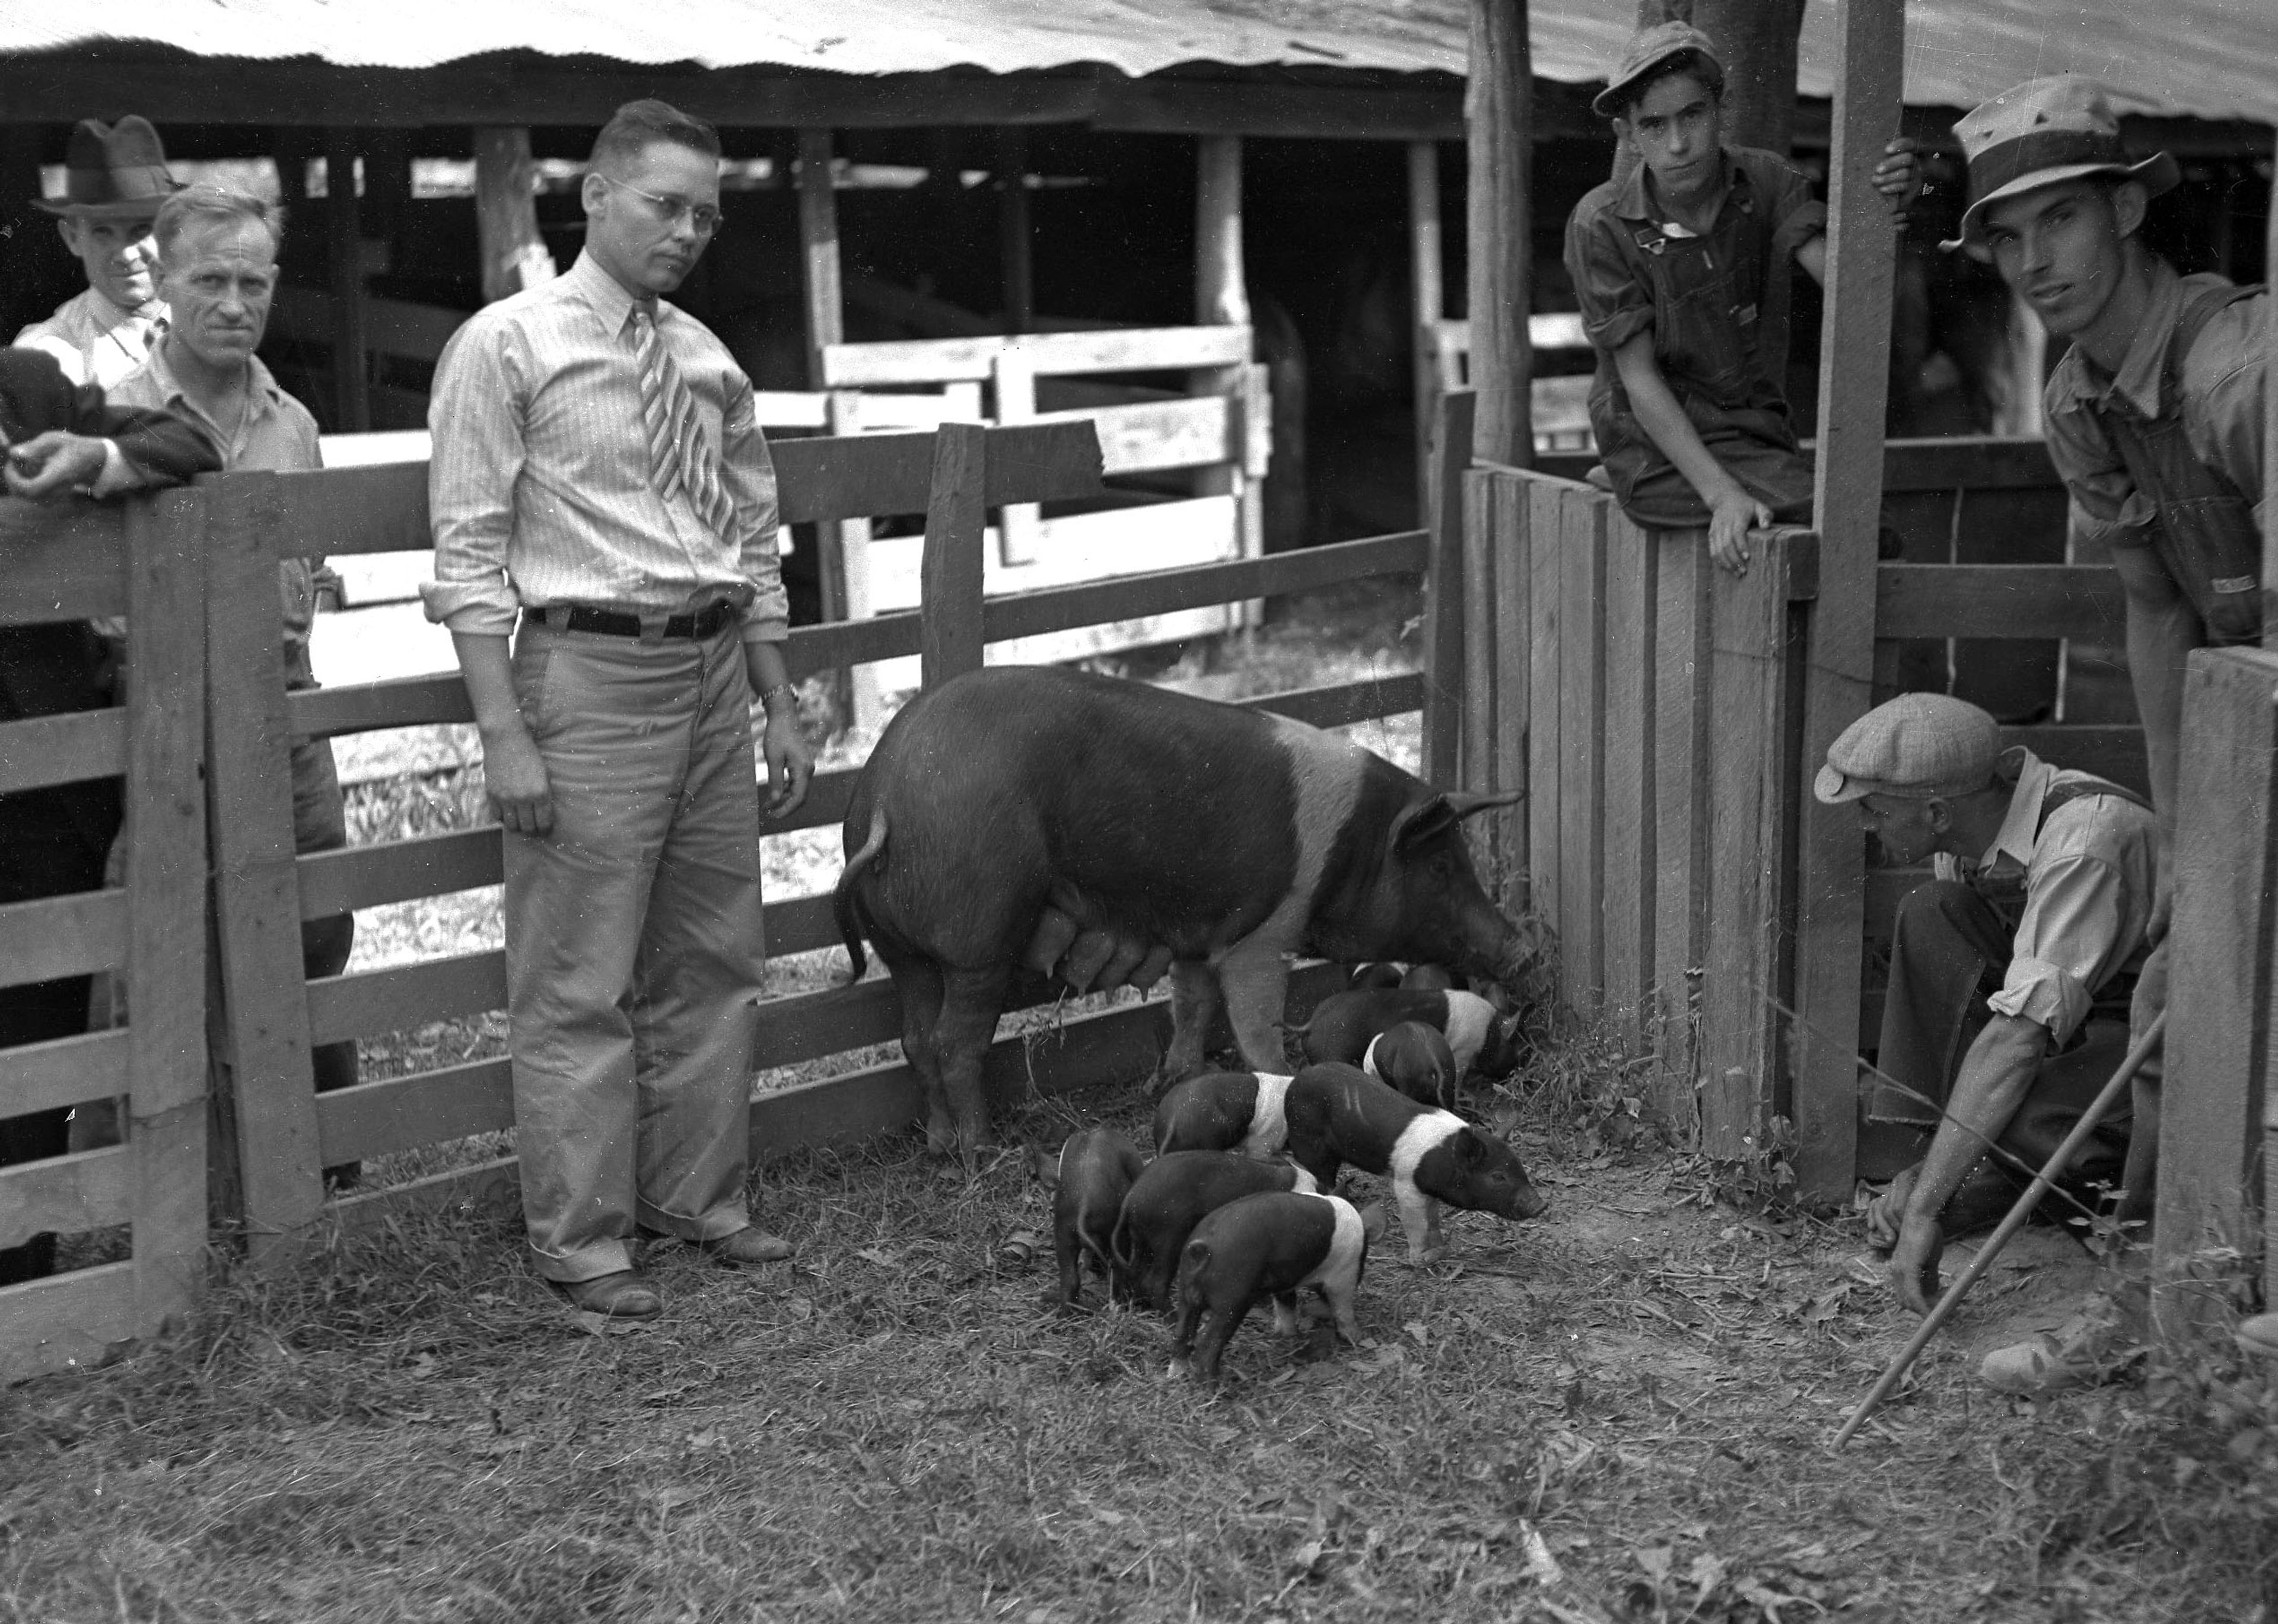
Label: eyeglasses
xmin=598 ymin=174 xmax=723 ymax=236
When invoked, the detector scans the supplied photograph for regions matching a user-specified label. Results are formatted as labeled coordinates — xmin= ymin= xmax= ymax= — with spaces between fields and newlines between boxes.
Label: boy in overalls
xmin=1564 ymin=23 xmax=1920 ymax=573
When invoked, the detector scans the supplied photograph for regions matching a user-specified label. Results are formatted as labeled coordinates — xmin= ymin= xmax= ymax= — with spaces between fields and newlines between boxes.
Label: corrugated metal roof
xmin=6 ymin=0 xmax=2274 ymax=126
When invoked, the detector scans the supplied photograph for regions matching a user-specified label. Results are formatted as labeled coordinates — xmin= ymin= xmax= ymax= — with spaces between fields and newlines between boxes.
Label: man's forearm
xmin=1616 ymin=344 xmax=1745 ymax=511
xmin=743 ymin=638 xmax=795 ymax=717
xmin=1905 ymin=1012 xmax=2049 ymax=1224
xmin=2116 ymin=556 xmax=2196 ymax=821
xmin=451 ymin=632 xmax=527 ymax=737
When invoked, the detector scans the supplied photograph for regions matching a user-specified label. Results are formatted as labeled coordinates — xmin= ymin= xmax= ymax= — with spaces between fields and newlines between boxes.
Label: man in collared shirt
xmin=1951 ymin=77 xmax=2276 ymax=1371
xmin=16 ymin=117 xmax=178 ymax=390
xmin=1565 ymin=23 xmax=1918 ymax=572
xmin=1821 ymin=696 xmax=2160 ymax=1384
xmin=424 ymin=99 xmax=815 ymax=1321
xmin=107 ymin=186 xmax=358 ymax=1163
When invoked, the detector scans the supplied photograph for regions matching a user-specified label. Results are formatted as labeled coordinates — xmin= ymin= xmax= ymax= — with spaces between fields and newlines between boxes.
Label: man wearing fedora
xmin=17 ymin=117 xmax=179 ymax=390
xmin=1822 ymin=694 xmax=2162 ymax=1391
xmin=1948 ymin=75 xmax=2274 ymax=1374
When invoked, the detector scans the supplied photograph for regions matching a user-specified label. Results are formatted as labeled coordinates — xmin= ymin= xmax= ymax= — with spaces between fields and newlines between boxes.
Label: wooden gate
xmin=0 ymin=491 xmax=209 ymax=1380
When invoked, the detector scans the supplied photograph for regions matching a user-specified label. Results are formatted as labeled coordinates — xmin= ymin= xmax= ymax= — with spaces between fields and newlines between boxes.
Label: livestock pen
xmin=0 ymin=410 xmax=1452 ymax=1385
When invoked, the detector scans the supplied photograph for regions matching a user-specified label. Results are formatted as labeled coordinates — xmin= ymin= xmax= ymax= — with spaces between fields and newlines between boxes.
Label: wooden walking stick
xmin=1832 ymin=1010 xmax=2169 ymax=1449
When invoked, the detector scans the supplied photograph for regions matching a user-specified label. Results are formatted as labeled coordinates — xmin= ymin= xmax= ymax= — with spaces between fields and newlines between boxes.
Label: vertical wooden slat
xmin=2156 ymin=647 xmax=2278 ymax=1323
xmin=798 ymin=130 xmax=844 ymax=391
xmin=1408 ymin=139 xmax=1445 ymax=514
xmin=1600 ymin=507 xmax=1657 ymax=1047
xmin=1555 ymin=486 xmax=1606 ymax=1010
xmin=1194 ymin=135 xmax=1262 ymax=623
xmin=1652 ymin=531 xmax=1712 ymax=1128
xmin=1698 ymin=531 xmax=1799 ymax=1161
xmin=1459 ymin=466 xmax=1500 ymax=798
xmin=1792 ymin=0 xmax=1906 ymax=1203
xmin=1421 ymin=389 xmax=1475 ymax=786
xmin=324 ymin=130 xmax=370 ymax=434
xmin=203 ymin=472 xmax=327 ymax=1258
xmin=1464 ymin=0 xmax=1532 ymax=466
xmin=125 ymin=491 xmax=209 ymax=1335
xmin=1490 ymin=475 xmax=1528 ymax=889
xmin=1525 ymin=479 xmax=1563 ymax=954
xmin=992 ymin=349 xmax=1041 ymax=568
xmin=920 ymin=423 xmax=988 ymax=688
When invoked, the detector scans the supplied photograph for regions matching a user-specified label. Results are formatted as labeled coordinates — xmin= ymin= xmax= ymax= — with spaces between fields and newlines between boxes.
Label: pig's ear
xmin=1357 ymin=1201 xmax=1391 ymax=1244
xmin=1392 ymin=790 xmax=1524 ymax=852
xmin=1453 ymin=1131 xmax=1488 ymax=1166
xmin=1027 ymin=1145 xmax=1061 ymax=1189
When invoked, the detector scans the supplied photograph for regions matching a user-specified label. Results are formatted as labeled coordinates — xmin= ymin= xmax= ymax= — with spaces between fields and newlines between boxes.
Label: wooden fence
xmin=0 ymin=411 xmax=1433 ymax=1361
xmin=0 ymin=494 xmax=209 ymax=1383
xmin=1471 ymin=435 xmax=2146 ymax=1201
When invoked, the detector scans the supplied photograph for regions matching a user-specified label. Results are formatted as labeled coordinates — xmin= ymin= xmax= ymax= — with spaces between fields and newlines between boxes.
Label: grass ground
xmin=11 ymin=584 xmax=2274 ymax=1620
xmin=4 ymin=1072 xmax=2274 ymax=1623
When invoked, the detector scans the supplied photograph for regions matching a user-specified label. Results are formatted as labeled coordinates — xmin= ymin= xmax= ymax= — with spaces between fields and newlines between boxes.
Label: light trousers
xmin=505 ymin=622 xmax=765 ymax=1282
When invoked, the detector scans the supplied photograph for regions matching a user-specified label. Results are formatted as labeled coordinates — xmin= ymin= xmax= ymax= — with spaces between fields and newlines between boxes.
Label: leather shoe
xmin=548 ymin=1270 xmax=663 ymax=1319
xmin=699 ymin=1228 xmax=796 ymax=1266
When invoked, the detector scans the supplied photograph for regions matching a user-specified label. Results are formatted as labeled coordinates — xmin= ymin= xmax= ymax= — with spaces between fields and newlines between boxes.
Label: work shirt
xmin=16 ymin=286 xmax=168 ymax=390
xmin=110 ymin=343 xmax=329 ymax=684
xmin=422 ymin=250 xmax=789 ymax=644
xmin=2044 ymin=260 xmax=2267 ymax=547
xmin=1563 ymin=145 xmax=1827 ymax=525
xmin=1955 ymin=747 xmax=2159 ymax=1046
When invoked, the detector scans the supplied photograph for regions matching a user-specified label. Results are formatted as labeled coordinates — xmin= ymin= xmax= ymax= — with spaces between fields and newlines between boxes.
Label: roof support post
xmin=1465 ymin=0 xmax=1532 ymax=467
xmin=323 ymin=130 xmax=370 ymax=433
xmin=798 ymin=129 xmax=844 ymax=391
xmin=1789 ymin=0 xmax=1907 ymax=1202
xmin=473 ymin=126 xmax=556 ymax=305
xmin=1408 ymin=139 xmax=1446 ymax=518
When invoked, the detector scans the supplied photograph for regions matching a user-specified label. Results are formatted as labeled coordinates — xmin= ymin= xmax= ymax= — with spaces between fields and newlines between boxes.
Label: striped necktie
xmin=629 ymin=306 xmax=739 ymax=544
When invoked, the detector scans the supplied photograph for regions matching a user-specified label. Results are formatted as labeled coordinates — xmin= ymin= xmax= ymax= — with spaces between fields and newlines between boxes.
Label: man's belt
xmin=531 ymin=600 xmax=738 ymax=640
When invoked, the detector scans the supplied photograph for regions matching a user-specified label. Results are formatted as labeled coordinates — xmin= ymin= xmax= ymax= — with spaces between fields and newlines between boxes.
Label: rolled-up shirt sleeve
xmin=1988 ymin=851 xmax=2132 ymax=1043
xmin=718 ymin=373 xmax=790 ymax=644
xmin=1567 ymin=205 xmax=1656 ymax=356
xmin=422 ymin=318 xmax=529 ymax=637
xmin=1761 ymin=160 xmax=1828 ymax=265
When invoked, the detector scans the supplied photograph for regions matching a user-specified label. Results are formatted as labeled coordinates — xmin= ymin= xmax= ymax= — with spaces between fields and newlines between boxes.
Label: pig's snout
xmin=1513 ymin=1182 xmax=1549 ymax=1221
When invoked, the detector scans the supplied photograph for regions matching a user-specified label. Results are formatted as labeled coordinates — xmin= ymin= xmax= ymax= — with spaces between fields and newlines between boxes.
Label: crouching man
xmin=1819 ymin=696 xmax=2161 ymax=1388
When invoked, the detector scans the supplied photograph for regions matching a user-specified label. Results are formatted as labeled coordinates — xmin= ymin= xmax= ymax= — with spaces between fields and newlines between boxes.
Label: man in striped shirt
xmin=425 ymin=100 xmax=814 ymax=1320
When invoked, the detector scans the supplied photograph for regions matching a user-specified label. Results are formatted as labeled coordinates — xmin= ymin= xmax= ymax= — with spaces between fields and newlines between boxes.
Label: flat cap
xmin=1814 ymin=693 xmax=2002 ymax=804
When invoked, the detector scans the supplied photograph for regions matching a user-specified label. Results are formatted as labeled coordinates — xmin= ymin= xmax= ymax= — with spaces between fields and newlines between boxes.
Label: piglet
xmin=1348 ymin=961 xmax=1405 ymax=991
xmin=1151 ymin=1070 xmax=1294 ymax=1159
xmin=1291 ymin=987 xmax=1514 ymax=1082
xmin=1284 ymin=1062 xmax=1546 ymax=1264
xmin=1169 ymin=1191 xmax=1379 ymax=1382
xmin=1399 ymin=963 xmax=1463 ymax=992
xmin=1031 ymin=1126 xmax=1146 ymax=1308
xmin=1113 ymin=1149 xmax=1318 ymax=1310
xmin=1362 ymin=1020 xmax=1460 ymax=1111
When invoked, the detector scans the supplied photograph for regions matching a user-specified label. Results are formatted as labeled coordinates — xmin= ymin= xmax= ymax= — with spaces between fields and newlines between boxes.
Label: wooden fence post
xmin=1555 ymin=486 xmax=1606 ymax=1011
xmin=1698 ymin=531 xmax=1805 ymax=1161
xmin=1421 ymin=389 xmax=1475 ymax=787
xmin=1194 ymin=135 xmax=1262 ymax=622
xmin=1460 ymin=467 xmax=1500 ymax=802
xmin=324 ymin=131 xmax=371 ymax=434
xmin=203 ymin=471 xmax=327 ymax=1259
xmin=1792 ymin=0 xmax=1906 ymax=1203
xmin=2156 ymin=647 xmax=2278 ymax=1327
xmin=1525 ymin=480 xmax=1561 ymax=937
xmin=124 ymin=490 xmax=210 ymax=1333
xmin=798 ymin=130 xmax=844 ymax=392
xmin=1651 ymin=531 xmax=1711 ymax=1132
xmin=1599 ymin=508 xmax=1658 ymax=1049
xmin=920 ymin=422 xmax=988 ymax=688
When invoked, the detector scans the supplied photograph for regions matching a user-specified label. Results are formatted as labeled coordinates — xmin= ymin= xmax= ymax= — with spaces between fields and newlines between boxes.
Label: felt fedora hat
xmin=1945 ymin=77 xmax=2177 ymax=255
xmin=1590 ymin=21 xmax=1725 ymax=120
xmin=34 ymin=116 xmax=180 ymax=221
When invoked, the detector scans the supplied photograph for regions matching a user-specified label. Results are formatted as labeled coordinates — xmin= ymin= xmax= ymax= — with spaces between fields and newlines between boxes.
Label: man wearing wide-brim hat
xmin=1948 ymin=75 xmax=2272 ymax=1378
xmin=1822 ymin=693 xmax=2161 ymax=1391
xmin=16 ymin=116 xmax=180 ymax=389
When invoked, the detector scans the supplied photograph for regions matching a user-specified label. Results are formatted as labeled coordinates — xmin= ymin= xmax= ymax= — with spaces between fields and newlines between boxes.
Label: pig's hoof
xmin=1407 ymin=1246 xmax=1449 ymax=1268
xmin=925 ymin=1120 xmax=959 ymax=1158
xmin=1165 ymin=1357 xmax=1192 ymax=1381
